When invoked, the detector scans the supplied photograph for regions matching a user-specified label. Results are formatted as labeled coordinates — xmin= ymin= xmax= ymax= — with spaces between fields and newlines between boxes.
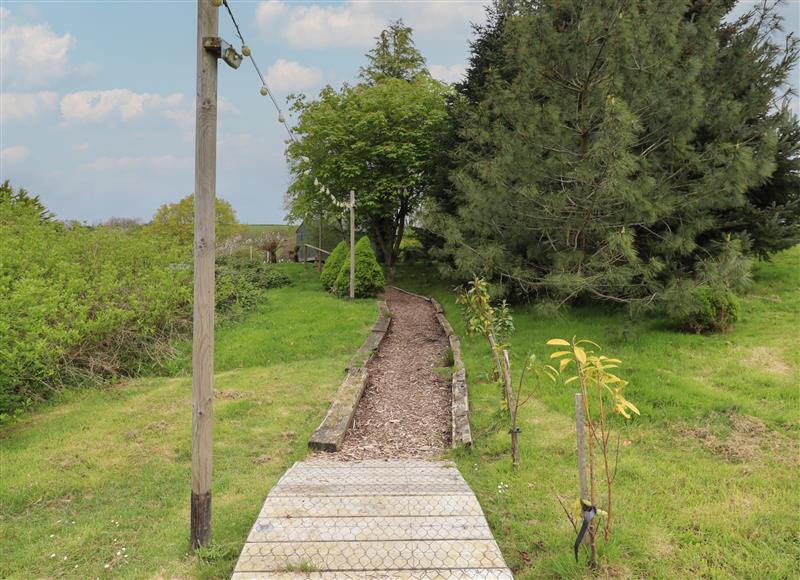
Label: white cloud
xmin=400 ymin=2 xmax=487 ymax=34
xmin=60 ymin=89 xmax=186 ymax=123
xmin=266 ymin=59 xmax=324 ymax=92
xmin=1 ymin=145 xmax=31 ymax=164
xmin=0 ymin=91 xmax=58 ymax=122
xmin=82 ymin=155 xmax=191 ymax=173
xmin=255 ymin=1 xmax=488 ymax=50
xmin=256 ymin=1 xmax=384 ymax=49
xmin=72 ymin=142 xmax=90 ymax=152
xmin=256 ymin=0 xmax=288 ymax=30
xmin=218 ymin=96 xmax=240 ymax=115
xmin=163 ymin=108 xmax=194 ymax=130
xmin=429 ymin=63 xmax=467 ymax=84
xmin=0 ymin=13 xmax=74 ymax=87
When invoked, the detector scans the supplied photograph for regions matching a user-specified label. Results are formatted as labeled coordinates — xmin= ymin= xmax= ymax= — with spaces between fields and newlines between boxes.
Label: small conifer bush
xmin=320 ymin=241 xmax=348 ymax=291
xmin=666 ymin=284 xmax=740 ymax=333
xmin=333 ymin=236 xmax=384 ymax=297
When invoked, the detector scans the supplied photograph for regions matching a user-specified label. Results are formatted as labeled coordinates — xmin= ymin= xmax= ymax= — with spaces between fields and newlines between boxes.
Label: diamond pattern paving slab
xmin=231 ymin=570 xmax=513 ymax=579
xmin=232 ymin=460 xmax=513 ymax=578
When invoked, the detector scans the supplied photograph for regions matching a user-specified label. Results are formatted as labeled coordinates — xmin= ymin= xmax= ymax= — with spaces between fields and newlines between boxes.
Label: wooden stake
xmin=502 ymin=348 xmax=515 ymax=412
xmin=575 ymin=393 xmax=588 ymax=501
xmin=317 ymin=215 xmax=322 ymax=273
xmin=191 ymin=0 xmax=218 ymax=550
xmin=349 ymin=190 xmax=355 ymax=300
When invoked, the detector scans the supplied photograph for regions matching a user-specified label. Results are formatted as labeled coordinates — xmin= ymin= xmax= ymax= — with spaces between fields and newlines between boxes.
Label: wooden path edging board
xmin=429 ymin=298 xmax=473 ymax=449
xmin=308 ymin=302 xmax=392 ymax=452
xmin=231 ymin=459 xmax=513 ymax=577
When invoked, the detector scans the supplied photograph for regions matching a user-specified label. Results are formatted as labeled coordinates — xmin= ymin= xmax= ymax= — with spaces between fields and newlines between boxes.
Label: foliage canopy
xmin=332 ymin=236 xmax=385 ymax=297
xmin=286 ymin=23 xmax=451 ymax=267
xmin=427 ymin=0 xmax=800 ymax=312
xmin=147 ymin=193 xmax=240 ymax=243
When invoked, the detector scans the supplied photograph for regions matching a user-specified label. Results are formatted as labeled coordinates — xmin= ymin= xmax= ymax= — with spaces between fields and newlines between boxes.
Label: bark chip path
xmin=336 ymin=287 xmax=452 ymax=460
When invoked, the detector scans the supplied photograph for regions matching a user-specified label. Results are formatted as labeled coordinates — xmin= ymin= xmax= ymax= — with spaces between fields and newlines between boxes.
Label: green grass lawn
xmin=395 ymin=246 xmax=800 ymax=578
xmin=2 ymin=249 xmax=797 ymax=579
xmin=0 ymin=265 xmax=377 ymax=579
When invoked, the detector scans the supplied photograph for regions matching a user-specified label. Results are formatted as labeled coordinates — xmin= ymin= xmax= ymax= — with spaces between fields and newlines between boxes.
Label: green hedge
xmin=332 ymin=236 xmax=384 ymax=298
xmin=216 ymin=255 xmax=291 ymax=318
xmin=0 ymin=206 xmax=192 ymax=417
xmin=0 ymin=185 xmax=290 ymax=418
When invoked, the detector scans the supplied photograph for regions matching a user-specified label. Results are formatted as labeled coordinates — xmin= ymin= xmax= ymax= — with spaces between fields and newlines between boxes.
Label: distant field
xmin=241 ymin=224 xmax=296 ymax=242
xmin=235 ymin=224 xmax=298 ymax=260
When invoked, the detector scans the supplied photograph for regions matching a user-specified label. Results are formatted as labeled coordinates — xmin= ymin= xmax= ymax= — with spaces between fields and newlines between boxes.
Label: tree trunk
xmin=371 ymin=221 xmax=392 ymax=265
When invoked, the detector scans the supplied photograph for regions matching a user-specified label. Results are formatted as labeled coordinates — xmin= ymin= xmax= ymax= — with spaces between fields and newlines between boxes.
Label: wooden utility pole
xmin=191 ymin=0 xmax=218 ymax=550
xmin=349 ymin=190 xmax=355 ymax=300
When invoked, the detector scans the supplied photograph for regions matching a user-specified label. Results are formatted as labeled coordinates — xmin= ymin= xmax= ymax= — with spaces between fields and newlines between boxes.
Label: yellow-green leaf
xmin=560 ymin=358 xmax=573 ymax=371
xmin=573 ymin=346 xmax=587 ymax=364
xmin=550 ymin=351 xmax=571 ymax=359
xmin=547 ymin=338 xmax=570 ymax=346
xmin=565 ymin=375 xmax=579 ymax=385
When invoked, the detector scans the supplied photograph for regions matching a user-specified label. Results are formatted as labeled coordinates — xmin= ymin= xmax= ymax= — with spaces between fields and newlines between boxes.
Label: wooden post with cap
xmin=349 ymin=190 xmax=355 ymax=300
xmin=191 ymin=0 xmax=218 ymax=550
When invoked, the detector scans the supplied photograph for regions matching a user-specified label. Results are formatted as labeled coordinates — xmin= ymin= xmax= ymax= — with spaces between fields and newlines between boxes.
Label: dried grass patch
xmin=682 ymin=412 xmax=786 ymax=463
xmin=743 ymin=346 xmax=792 ymax=377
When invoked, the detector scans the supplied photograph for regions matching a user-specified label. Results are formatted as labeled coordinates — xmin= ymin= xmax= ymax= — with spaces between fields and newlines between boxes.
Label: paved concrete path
xmin=232 ymin=459 xmax=512 ymax=578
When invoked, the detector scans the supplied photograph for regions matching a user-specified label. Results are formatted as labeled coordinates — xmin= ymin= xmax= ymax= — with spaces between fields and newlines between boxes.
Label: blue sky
xmin=1 ymin=1 xmax=797 ymax=225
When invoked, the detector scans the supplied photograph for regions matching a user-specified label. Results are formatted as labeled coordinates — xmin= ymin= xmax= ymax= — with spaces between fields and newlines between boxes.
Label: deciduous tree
xmin=147 ymin=193 xmax=240 ymax=243
xmin=286 ymin=24 xmax=450 ymax=267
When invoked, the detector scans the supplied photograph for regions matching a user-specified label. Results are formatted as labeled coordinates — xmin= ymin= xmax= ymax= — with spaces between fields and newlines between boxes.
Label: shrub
xmin=332 ymin=237 xmax=384 ymax=297
xmin=0 ymin=183 xmax=291 ymax=418
xmin=399 ymin=230 xmax=425 ymax=263
xmin=321 ymin=241 xmax=348 ymax=291
xmin=215 ymin=256 xmax=291 ymax=318
xmin=0 ymin=189 xmax=194 ymax=417
xmin=665 ymin=283 xmax=740 ymax=333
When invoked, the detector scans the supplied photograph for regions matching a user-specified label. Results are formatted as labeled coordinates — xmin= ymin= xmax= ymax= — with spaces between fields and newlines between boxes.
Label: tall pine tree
xmin=427 ymin=0 xmax=799 ymax=307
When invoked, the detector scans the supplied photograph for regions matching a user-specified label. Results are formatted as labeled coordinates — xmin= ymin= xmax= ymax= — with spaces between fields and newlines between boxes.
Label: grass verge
xmin=0 ymin=265 xmax=376 ymax=578
xmin=396 ymin=246 xmax=799 ymax=578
